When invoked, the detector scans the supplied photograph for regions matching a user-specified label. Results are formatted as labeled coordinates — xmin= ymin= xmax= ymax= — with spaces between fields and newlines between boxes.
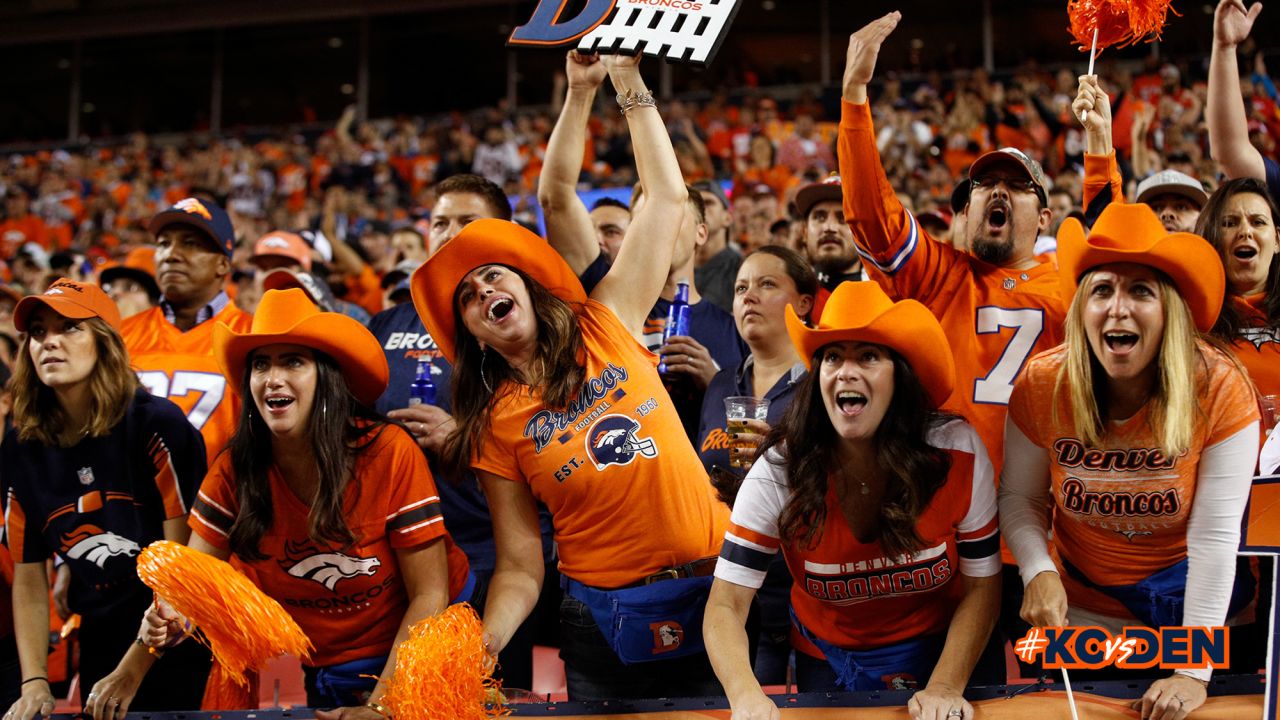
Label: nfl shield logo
xmin=77 ymin=467 xmax=94 ymax=486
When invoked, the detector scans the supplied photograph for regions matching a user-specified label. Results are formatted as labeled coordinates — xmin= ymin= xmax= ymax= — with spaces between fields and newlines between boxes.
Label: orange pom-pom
xmin=136 ymin=541 xmax=312 ymax=688
xmin=1068 ymin=0 xmax=1179 ymax=52
xmin=380 ymin=603 xmax=510 ymax=720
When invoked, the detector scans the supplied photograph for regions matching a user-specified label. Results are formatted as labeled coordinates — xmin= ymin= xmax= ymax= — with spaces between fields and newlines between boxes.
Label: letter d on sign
xmin=510 ymin=0 xmax=617 ymax=45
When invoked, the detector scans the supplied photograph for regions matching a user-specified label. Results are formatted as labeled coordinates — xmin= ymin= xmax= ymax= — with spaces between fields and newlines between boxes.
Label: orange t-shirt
xmin=472 ymin=299 xmax=728 ymax=589
xmin=839 ymin=99 xmax=1067 ymax=479
xmin=190 ymin=425 xmax=470 ymax=667
xmin=1008 ymin=343 xmax=1259 ymax=618
xmin=1230 ymin=293 xmax=1280 ymax=400
xmin=123 ymin=303 xmax=254 ymax=461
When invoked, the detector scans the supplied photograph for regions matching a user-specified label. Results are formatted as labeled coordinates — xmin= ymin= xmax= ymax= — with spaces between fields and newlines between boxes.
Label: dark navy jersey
xmin=367 ymin=302 xmax=553 ymax=573
xmin=1 ymin=389 xmax=205 ymax=621
xmin=696 ymin=357 xmax=807 ymax=475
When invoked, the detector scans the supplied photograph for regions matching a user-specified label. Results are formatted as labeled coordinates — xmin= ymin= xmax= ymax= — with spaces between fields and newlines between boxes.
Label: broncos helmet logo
xmin=62 ymin=526 xmax=141 ymax=569
xmin=286 ymin=552 xmax=381 ymax=591
xmin=174 ymin=197 xmax=212 ymax=220
xmin=585 ymin=414 xmax=657 ymax=470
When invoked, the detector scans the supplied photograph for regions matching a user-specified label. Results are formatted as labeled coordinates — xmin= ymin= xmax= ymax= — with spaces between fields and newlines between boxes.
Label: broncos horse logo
xmin=285 ymin=551 xmax=381 ymax=591
xmin=61 ymin=526 xmax=141 ymax=568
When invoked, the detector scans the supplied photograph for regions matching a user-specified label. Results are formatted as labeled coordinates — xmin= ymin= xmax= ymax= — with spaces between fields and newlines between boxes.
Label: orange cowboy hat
xmin=15 ymin=279 xmax=122 ymax=333
xmin=1057 ymin=202 xmax=1224 ymax=332
xmin=785 ymin=281 xmax=955 ymax=408
xmin=410 ymin=218 xmax=586 ymax=364
xmin=213 ymin=288 xmax=389 ymax=406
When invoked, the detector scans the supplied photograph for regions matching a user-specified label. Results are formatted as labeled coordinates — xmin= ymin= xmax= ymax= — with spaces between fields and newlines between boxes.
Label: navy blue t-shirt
xmin=696 ymin=357 xmax=807 ymax=475
xmin=1 ymin=389 xmax=205 ymax=621
xmin=367 ymin=303 xmax=554 ymax=573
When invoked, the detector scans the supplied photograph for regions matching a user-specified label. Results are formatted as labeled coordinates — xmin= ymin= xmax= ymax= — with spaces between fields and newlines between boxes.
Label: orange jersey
xmin=472 ymin=299 xmax=728 ymax=589
xmin=190 ymin=425 xmax=469 ymax=667
xmin=716 ymin=421 xmax=1000 ymax=652
xmin=839 ymin=100 xmax=1067 ymax=477
xmin=1230 ymin=294 xmax=1280 ymax=399
xmin=122 ymin=303 xmax=254 ymax=460
xmin=1008 ymin=343 xmax=1259 ymax=618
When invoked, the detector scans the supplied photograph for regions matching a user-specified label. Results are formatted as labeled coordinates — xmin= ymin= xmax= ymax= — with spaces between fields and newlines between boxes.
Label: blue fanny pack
xmin=311 ymin=654 xmax=386 ymax=706
xmin=1062 ymin=556 xmax=1255 ymax=628
xmin=791 ymin=608 xmax=944 ymax=691
xmin=561 ymin=573 xmax=713 ymax=665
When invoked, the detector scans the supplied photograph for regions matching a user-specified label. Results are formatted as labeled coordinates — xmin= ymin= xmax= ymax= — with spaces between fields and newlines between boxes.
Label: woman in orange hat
xmin=1 ymin=279 xmax=211 ymax=720
xmin=411 ymin=56 xmax=731 ymax=700
xmin=121 ymin=288 xmax=472 ymax=718
xmin=705 ymin=281 xmax=1002 ymax=720
xmin=1001 ymin=203 xmax=1260 ymax=720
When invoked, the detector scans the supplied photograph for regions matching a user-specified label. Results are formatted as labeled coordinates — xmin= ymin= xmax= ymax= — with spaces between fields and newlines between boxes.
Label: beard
xmin=969 ymin=199 xmax=1017 ymax=265
xmin=810 ymin=237 xmax=859 ymax=277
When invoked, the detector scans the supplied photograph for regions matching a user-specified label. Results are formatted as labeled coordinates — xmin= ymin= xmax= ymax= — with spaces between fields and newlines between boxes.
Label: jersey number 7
xmin=973 ymin=307 xmax=1044 ymax=405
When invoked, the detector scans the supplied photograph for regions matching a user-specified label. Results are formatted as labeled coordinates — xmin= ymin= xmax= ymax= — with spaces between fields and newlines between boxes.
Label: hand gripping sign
xmin=508 ymin=0 xmax=742 ymax=67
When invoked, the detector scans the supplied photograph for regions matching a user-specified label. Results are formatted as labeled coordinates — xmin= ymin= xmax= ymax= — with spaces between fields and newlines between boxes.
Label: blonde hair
xmin=11 ymin=317 xmax=139 ymax=446
xmin=1054 ymin=269 xmax=1201 ymax=458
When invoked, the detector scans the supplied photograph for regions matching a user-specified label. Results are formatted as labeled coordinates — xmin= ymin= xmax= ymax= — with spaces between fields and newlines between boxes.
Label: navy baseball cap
xmin=147 ymin=197 xmax=236 ymax=257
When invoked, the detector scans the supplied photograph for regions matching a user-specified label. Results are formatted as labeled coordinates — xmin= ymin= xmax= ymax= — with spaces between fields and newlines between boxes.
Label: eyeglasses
xmin=970 ymin=175 xmax=1039 ymax=194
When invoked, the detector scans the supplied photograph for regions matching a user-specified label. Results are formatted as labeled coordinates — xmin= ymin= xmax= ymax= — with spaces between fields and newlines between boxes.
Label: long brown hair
xmin=1194 ymin=177 xmax=1280 ymax=339
xmin=443 ymin=266 xmax=586 ymax=477
xmin=225 ymin=349 xmax=384 ymax=561
xmin=758 ymin=345 xmax=957 ymax=558
xmin=11 ymin=316 xmax=138 ymax=446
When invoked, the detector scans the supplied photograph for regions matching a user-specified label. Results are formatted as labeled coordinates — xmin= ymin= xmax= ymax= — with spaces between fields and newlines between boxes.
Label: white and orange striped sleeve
xmin=384 ymin=427 xmax=447 ymax=549
xmin=715 ymin=449 xmax=791 ymax=589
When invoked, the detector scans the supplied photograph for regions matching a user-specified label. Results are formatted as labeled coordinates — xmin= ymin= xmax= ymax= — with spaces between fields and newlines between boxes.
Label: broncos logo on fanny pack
xmin=280 ymin=540 xmax=381 ymax=591
xmin=586 ymin=414 xmax=657 ymax=471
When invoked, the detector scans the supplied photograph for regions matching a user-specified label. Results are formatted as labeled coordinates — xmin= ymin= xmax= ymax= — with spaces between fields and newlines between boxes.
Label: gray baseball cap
xmin=1135 ymin=170 xmax=1208 ymax=208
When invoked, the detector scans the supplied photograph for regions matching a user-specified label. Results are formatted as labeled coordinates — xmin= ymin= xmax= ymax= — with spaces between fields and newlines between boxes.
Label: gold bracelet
xmin=366 ymin=701 xmax=392 ymax=718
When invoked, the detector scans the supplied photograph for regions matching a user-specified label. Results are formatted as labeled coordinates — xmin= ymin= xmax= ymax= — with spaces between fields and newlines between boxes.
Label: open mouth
xmin=487 ymin=297 xmax=514 ymax=322
xmin=986 ymin=204 xmax=1009 ymax=229
xmin=1103 ymin=331 xmax=1139 ymax=351
xmin=265 ymin=394 xmax=295 ymax=411
xmin=836 ymin=390 xmax=867 ymax=415
xmin=1234 ymin=246 xmax=1259 ymax=261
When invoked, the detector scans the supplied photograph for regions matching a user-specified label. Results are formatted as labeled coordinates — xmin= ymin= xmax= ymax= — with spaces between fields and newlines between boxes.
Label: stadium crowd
xmin=0 ymin=2 xmax=1277 ymax=720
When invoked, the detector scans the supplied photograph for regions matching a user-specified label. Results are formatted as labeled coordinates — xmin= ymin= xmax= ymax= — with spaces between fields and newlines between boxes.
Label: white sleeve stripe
xmin=397 ymin=516 xmax=444 ymax=534
xmin=959 ymin=554 xmax=1002 ymax=578
xmin=191 ymin=511 xmax=230 ymax=539
xmin=725 ymin=531 xmax=777 ymax=554
xmin=714 ymin=559 xmax=768 ymax=590
xmin=855 ymin=210 xmax=919 ymax=275
xmin=196 ymin=490 xmax=234 ymax=519
xmin=385 ymin=495 xmax=441 ymax=521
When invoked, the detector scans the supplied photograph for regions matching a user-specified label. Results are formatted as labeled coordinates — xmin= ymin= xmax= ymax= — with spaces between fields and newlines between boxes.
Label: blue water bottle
xmin=657 ymin=280 xmax=691 ymax=374
xmin=409 ymin=357 xmax=436 ymax=406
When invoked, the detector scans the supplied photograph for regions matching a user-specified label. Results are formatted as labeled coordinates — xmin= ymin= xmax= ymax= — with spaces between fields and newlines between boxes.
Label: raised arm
xmin=1208 ymin=0 xmax=1267 ymax=179
xmin=591 ymin=55 xmax=688 ymax=335
xmin=1074 ymin=75 xmax=1125 ymax=218
xmin=539 ymin=52 xmax=607 ymax=275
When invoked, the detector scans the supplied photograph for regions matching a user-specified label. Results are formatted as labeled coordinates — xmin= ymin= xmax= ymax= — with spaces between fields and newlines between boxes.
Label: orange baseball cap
xmin=251 ymin=231 xmax=312 ymax=272
xmin=14 ymin=278 xmax=123 ymax=332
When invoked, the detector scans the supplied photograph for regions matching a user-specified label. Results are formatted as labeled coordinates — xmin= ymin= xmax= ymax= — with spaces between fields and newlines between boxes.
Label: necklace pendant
xmin=860 ymin=483 xmax=870 ymax=495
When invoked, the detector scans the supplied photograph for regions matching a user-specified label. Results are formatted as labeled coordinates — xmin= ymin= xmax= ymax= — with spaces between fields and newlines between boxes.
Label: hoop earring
xmin=480 ymin=349 xmax=494 ymax=395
